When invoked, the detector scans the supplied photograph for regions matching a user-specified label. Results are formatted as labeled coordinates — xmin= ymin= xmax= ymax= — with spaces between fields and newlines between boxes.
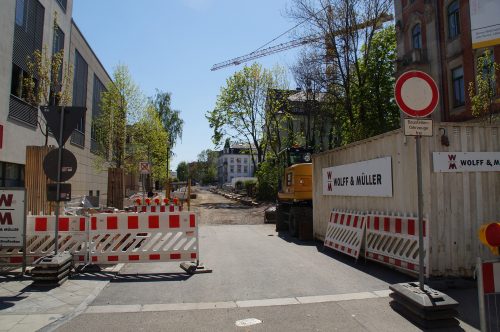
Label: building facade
xmin=394 ymin=0 xmax=500 ymax=122
xmin=217 ymin=143 xmax=256 ymax=186
xmin=0 ymin=0 xmax=112 ymax=204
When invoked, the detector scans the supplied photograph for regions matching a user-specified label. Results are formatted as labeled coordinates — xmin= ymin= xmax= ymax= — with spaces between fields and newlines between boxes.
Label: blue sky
xmin=72 ymin=0 xmax=302 ymax=170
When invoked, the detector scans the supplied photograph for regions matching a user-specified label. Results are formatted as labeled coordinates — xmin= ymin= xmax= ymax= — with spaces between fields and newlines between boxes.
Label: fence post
xmin=477 ymin=256 xmax=487 ymax=332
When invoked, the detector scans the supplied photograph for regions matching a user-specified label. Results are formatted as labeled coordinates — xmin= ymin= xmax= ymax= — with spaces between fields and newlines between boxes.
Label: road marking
xmin=235 ymin=318 xmax=262 ymax=327
xmin=83 ymin=290 xmax=391 ymax=314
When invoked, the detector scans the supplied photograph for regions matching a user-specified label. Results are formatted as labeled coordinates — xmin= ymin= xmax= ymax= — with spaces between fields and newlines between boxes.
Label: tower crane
xmin=210 ymin=13 xmax=393 ymax=71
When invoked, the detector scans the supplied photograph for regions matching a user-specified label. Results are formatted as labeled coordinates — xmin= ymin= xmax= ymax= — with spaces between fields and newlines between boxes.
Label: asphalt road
xmin=53 ymin=190 xmax=479 ymax=331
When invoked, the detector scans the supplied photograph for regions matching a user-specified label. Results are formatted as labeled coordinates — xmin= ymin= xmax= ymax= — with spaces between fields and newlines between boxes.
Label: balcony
xmin=398 ymin=48 xmax=428 ymax=69
xmin=8 ymin=95 xmax=38 ymax=128
xmin=70 ymin=130 xmax=85 ymax=148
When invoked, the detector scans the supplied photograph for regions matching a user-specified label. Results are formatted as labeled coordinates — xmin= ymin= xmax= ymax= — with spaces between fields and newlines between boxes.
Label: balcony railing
xmin=8 ymin=95 xmax=38 ymax=128
xmin=70 ymin=130 xmax=85 ymax=148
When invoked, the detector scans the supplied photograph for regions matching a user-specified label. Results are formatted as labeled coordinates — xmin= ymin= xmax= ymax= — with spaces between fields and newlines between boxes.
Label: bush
xmin=244 ymin=179 xmax=257 ymax=197
xmin=255 ymin=160 xmax=279 ymax=201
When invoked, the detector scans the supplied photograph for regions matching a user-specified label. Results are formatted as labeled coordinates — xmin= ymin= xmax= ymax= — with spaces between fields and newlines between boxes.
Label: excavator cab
xmin=276 ymin=147 xmax=314 ymax=239
xmin=277 ymin=147 xmax=313 ymax=202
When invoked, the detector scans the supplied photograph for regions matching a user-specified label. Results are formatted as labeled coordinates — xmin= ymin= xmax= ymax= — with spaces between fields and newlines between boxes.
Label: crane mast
xmin=211 ymin=13 xmax=393 ymax=71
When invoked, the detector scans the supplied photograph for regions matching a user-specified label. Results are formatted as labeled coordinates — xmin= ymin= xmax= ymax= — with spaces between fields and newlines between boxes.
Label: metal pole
xmin=54 ymin=106 xmax=65 ymax=255
xmin=416 ymin=135 xmax=425 ymax=290
xmin=22 ymin=189 xmax=27 ymax=275
xmin=477 ymin=257 xmax=487 ymax=332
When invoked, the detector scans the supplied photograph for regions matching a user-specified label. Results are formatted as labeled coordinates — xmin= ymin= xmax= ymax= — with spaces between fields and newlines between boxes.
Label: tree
xmin=468 ymin=49 xmax=500 ymax=123
xmin=206 ymin=63 xmax=288 ymax=169
xmin=196 ymin=149 xmax=218 ymax=184
xmin=151 ymin=90 xmax=184 ymax=178
xmin=23 ymin=15 xmax=73 ymax=146
xmin=287 ymin=0 xmax=394 ymax=146
xmin=176 ymin=162 xmax=189 ymax=182
xmin=94 ymin=64 xmax=144 ymax=169
xmin=130 ymin=105 xmax=169 ymax=186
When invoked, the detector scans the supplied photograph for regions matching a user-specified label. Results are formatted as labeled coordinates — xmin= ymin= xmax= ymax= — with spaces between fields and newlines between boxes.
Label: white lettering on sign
xmin=322 ymin=157 xmax=393 ymax=197
xmin=0 ymin=189 xmax=25 ymax=247
xmin=433 ymin=152 xmax=500 ymax=172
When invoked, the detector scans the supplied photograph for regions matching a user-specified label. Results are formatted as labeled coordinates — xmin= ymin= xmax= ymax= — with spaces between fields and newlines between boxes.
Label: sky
xmin=72 ymin=0 xmax=303 ymax=170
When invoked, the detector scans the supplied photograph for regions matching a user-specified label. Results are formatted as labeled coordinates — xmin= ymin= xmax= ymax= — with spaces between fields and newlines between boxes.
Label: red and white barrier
xmin=89 ymin=211 xmax=198 ymax=264
xmin=132 ymin=205 xmax=182 ymax=213
xmin=324 ymin=210 xmax=366 ymax=259
xmin=482 ymin=261 xmax=500 ymax=294
xmin=364 ymin=213 xmax=428 ymax=275
xmin=0 ymin=215 xmax=88 ymax=264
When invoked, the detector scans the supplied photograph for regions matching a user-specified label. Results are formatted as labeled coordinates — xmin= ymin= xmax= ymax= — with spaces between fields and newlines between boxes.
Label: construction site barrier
xmin=0 ymin=214 xmax=88 ymax=265
xmin=132 ymin=205 xmax=182 ymax=213
xmin=365 ymin=213 xmax=428 ymax=276
xmin=324 ymin=210 xmax=366 ymax=259
xmin=477 ymin=257 xmax=500 ymax=332
xmin=89 ymin=211 xmax=198 ymax=264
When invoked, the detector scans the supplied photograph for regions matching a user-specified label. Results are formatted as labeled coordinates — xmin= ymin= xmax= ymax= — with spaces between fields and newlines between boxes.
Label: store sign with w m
xmin=0 ymin=189 xmax=25 ymax=246
xmin=433 ymin=152 xmax=500 ymax=172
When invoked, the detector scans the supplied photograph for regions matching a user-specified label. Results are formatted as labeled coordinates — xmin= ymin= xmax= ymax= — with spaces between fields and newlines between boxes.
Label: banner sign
xmin=322 ymin=157 xmax=393 ymax=197
xmin=469 ymin=0 xmax=500 ymax=49
xmin=0 ymin=188 xmax=25 ymax=247
xmin=433 ymin=152 xmax=500 ymax=172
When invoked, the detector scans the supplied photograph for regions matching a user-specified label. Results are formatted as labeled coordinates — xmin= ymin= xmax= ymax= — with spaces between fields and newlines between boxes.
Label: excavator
xmin=275 ymin=147 xmax=314 ymax=240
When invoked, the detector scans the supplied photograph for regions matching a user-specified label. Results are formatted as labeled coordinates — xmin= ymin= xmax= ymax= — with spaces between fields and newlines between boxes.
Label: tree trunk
xmin=107 ymin=167 xmax=124 ymax=209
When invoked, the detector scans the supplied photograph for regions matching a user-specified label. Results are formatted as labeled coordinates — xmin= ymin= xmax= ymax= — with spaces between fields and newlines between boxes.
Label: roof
xmin=288 ymin=91 xmax=326 ymax=102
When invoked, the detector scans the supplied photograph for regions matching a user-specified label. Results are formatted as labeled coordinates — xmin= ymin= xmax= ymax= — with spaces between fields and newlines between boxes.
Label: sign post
xmin=40 ymin=106 xmax=85 ymax=254
xmin=395 ymin=70 xmax=439 ymax=291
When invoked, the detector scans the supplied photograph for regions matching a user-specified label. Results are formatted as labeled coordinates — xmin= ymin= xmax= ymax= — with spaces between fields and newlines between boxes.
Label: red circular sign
xmin=394 ymin=70 xmax=439 ymax=118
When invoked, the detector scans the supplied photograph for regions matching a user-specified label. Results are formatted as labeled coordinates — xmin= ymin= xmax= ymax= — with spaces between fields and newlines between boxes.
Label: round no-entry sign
xmin=395 ymin=70 xmax=439 ymax=118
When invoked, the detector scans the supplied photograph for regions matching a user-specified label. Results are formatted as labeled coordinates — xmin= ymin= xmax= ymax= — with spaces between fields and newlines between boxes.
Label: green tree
xmin=288 ymin=0 xmax=394 ymax=146
xmin=468 ymin=49 xmax=500 ymax=123
xmin=176 ymin=162 xmax=189 ymax=181
xmin=22 ymin=16 xmax=73 ymax=146
xmin=206 ymin=63 xmax=288 ymax=169
xmin=196 ymin=149 xmax=219 ymax=184
xmin=94 ymin=64 xmax=144 ymax=169
xmin=130 ymin=105 xmax=169 ymax=185
xmin=151 ymin=90 xmax=184 ymax=178
xmin=349 ymin=25 xmax=399 ymax=141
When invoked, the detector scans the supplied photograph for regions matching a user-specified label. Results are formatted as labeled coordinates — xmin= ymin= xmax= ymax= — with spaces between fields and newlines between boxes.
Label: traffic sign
xmin=139 ymin=162 xmax=151 ymax=175
xmin=395 ymin=71 xmax=439 ymax=118
xmin=43 ymin=148 xmax=77 ymax=182
xmin=404 ymin=118 xmax=433 ymax=137
xmin=40 ymin=106 xmax=86 ymax=146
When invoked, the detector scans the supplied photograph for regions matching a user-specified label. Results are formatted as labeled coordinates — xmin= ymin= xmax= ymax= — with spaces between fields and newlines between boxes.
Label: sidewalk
xmin=0 ymin=265 xmax=122 ymax=332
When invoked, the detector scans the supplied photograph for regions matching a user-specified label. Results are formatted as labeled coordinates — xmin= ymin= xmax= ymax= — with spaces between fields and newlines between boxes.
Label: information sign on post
xmin=395 ymin=70 xmax=439 ymax=291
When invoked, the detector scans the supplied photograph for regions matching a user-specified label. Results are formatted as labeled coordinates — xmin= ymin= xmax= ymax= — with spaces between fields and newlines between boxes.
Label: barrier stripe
xmin=324 ymin=210 xmax=365 ymax=259
xmin=482 ymin=262 xmax=500 ymax=294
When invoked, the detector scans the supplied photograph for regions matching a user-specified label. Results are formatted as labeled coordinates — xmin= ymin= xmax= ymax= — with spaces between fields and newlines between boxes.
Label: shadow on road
xmin=0 ymin=295 xmax=27 ymax=310
xmin=110 ymin=272 xmax=192 ymax=283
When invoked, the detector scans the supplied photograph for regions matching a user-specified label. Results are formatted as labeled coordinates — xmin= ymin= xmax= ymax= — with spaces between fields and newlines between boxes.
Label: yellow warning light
xmin=479 ymin=222 xmax=500 ymax=256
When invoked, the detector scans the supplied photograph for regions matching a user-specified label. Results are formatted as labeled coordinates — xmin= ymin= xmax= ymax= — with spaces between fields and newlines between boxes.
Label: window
xmin=91 ymin=75 xmax=105 ymax=140
xmin=237 ymin=165 xmax=241 ymax=173
xmin=56 ymin=0 xmax=67 ymax=12
xmin=244 ymin=158 xmax=247 ymax=164
xmin=0 ymin=162 xmax=24 ymax=187
xmin=480 ymin=51 xmax=497 ymax=95
xmin=73 ymin=50 xmax=88 ymax=132
xmin=244 ymin=165 xmax=248 ymax=173
xmin=230 ymin=165 xmax=234 ymax=173
xmin=230 ymin=157 xmax=234 ymax=163
xmin=448 ymin=1 xmax=460 ymax=39
xmin=52 ymin=26 xmax=65 ymax=83
xmin=412 ymin=24 xmax=422 ymax=49
xmin=15 ymin=0 xmax=25 ymax=27
xmin=452 ymin=66 xmax=465 ymax=107
xmin=236 ymin=158 xmax=241 ymax=163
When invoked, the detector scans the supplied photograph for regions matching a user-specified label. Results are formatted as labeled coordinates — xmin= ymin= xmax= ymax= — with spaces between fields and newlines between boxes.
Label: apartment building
xmin=0 ymin=0 xmax=112 ymax=204
xmin=394 ymin=0 xmax=500 ymax=122
xmin=217 ymin=143 xmax=256 ymax=186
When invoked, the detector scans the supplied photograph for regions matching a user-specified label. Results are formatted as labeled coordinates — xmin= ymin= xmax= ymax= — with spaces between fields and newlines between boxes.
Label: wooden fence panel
xmin=25 ymin=146 xmax=53 ymax=215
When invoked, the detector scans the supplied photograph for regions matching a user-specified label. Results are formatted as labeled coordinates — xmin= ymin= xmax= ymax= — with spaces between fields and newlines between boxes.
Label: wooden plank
xmin=25 ymin=146 xmax=54 ymax=215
